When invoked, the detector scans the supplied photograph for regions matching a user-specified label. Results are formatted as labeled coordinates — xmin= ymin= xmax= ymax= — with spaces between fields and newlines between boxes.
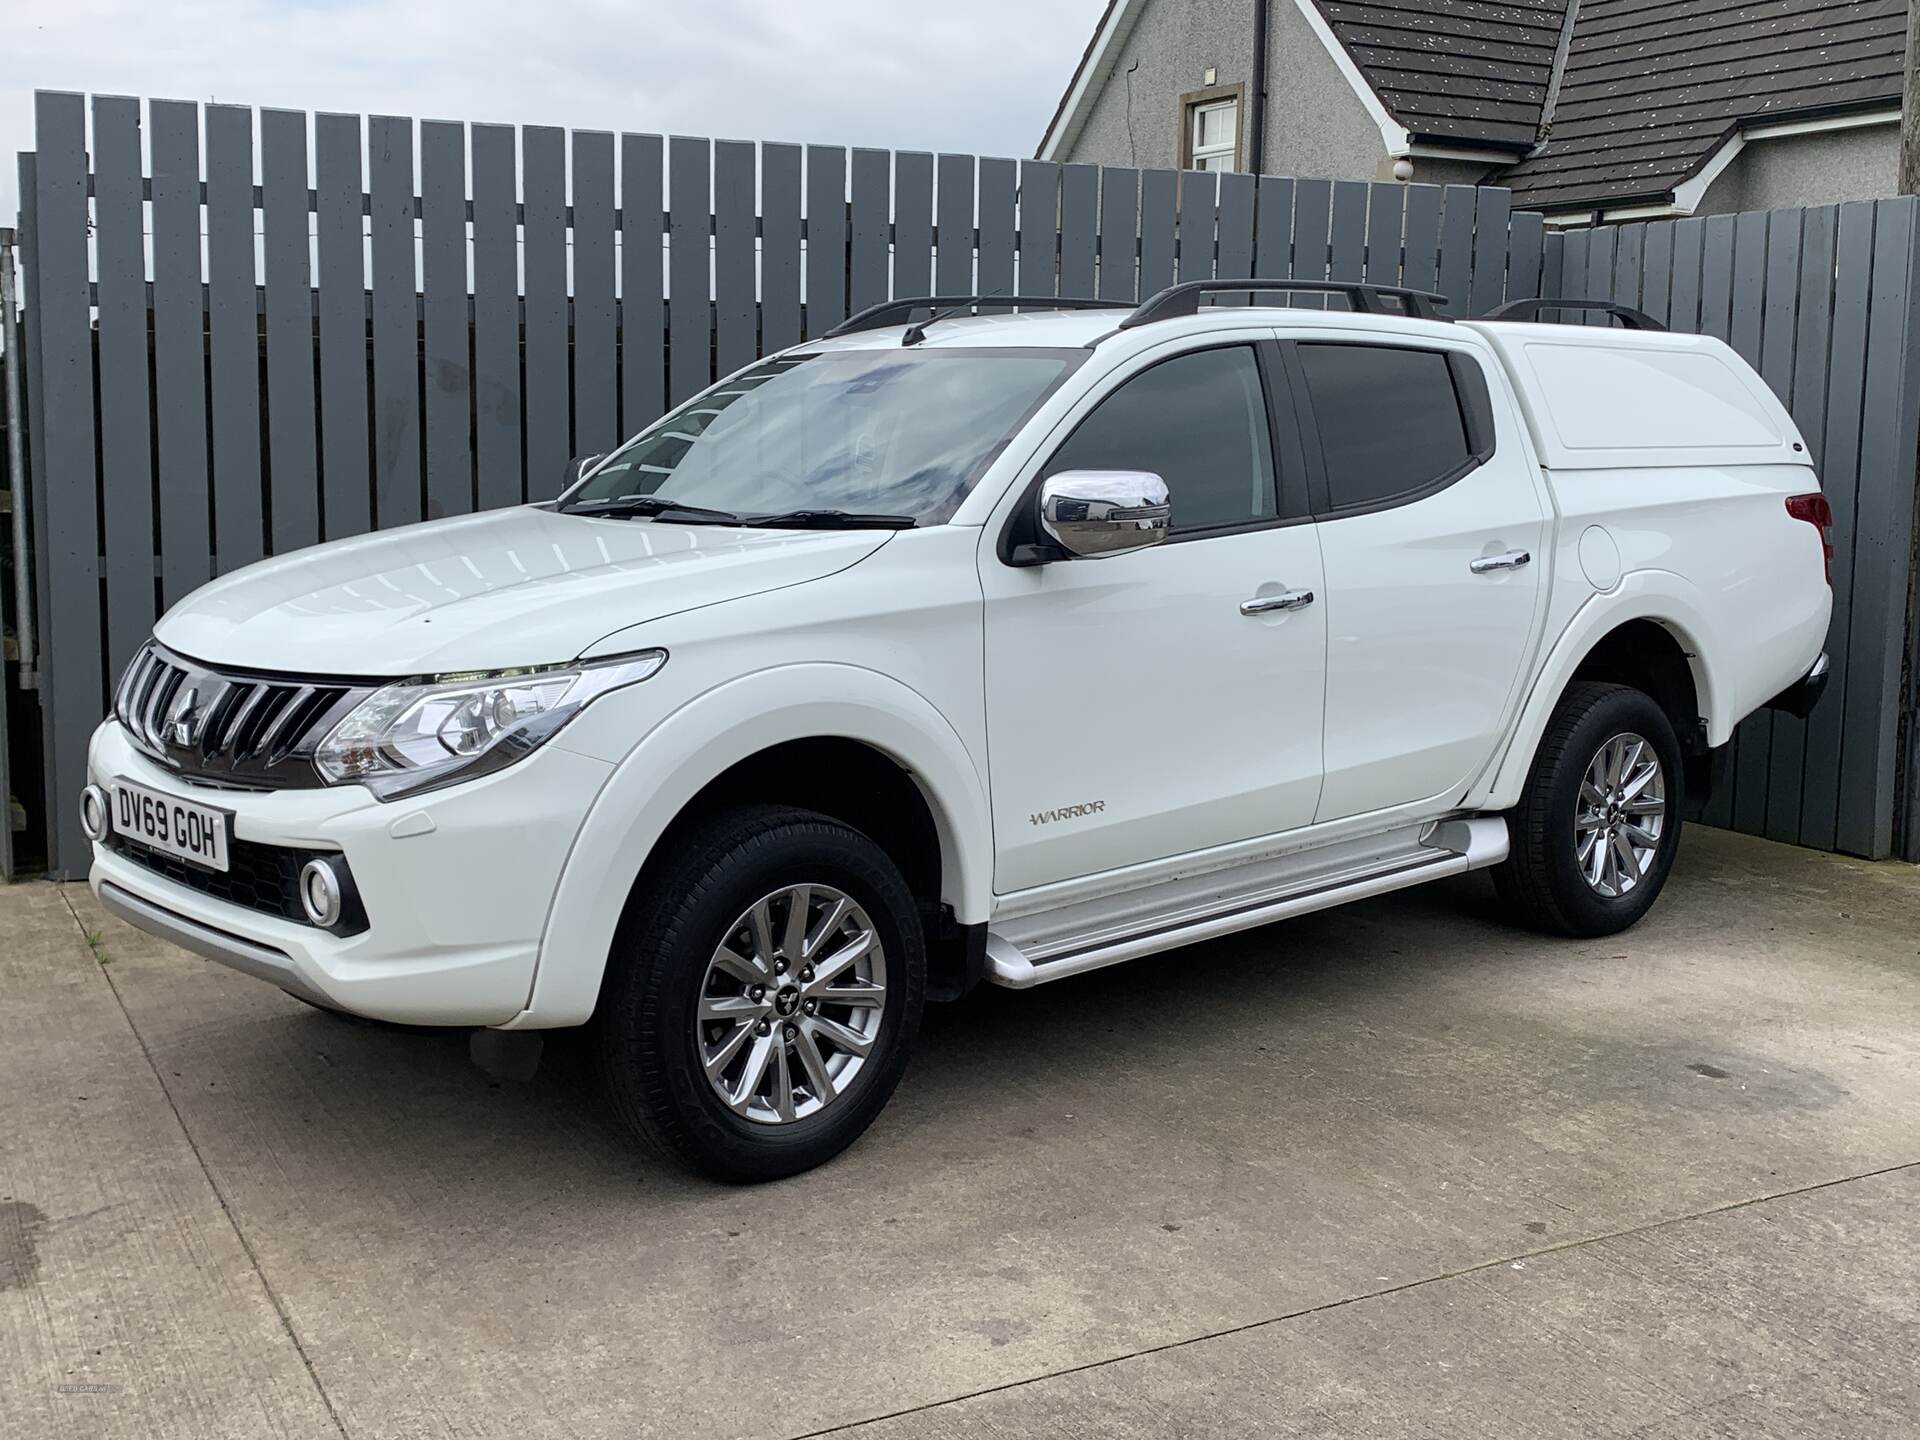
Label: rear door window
xmin=1296 ymin=344 xmax=1472 ymax=513
xmin=1043 ymin=345 xmax=1277 ymax=535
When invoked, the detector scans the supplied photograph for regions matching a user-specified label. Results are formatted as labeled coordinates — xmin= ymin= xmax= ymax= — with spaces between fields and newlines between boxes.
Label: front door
xmin=980 ymin=342 xmax=1328 ymax=894
xmin=1288 ymin=337 xmax=1549 ymax=822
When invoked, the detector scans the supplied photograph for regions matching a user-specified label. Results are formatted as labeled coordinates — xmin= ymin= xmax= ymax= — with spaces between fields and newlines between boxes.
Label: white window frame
xmin=1177 ymin=83 xmax=1245 ymax=173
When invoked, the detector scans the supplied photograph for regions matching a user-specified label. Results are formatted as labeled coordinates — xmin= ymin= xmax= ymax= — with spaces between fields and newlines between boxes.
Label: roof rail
xmin=821 ymin=295 xmax=1133 ymax=339
xmin=1119 ymin=279 xmax=1452 ymax=329
xmin=1483 ymin=298 xmax=1665 ymax=331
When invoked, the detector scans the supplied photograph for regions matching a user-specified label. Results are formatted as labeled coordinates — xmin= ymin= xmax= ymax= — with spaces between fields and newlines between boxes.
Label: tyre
xmin=1492 ymin=681 xmax=1685 ymax=938
xmin=596 ymin=803 xmax=926 ymax=1182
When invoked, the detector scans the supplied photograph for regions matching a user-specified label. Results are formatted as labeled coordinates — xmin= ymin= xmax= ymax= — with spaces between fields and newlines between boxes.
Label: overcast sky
xmin=2 ymin=0 xmax=1108 ymax=221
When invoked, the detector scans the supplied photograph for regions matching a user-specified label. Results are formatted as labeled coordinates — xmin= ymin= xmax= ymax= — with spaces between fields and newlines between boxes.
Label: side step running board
xmin=986 ymin=815 xmax=1508 ymax=989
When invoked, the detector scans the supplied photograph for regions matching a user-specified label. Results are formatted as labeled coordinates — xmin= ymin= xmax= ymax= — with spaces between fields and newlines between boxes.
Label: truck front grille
xmin=113 ymin=643 xmax=374 ymax=790
xmin=103 ymin=829 xmax=370 ymax=937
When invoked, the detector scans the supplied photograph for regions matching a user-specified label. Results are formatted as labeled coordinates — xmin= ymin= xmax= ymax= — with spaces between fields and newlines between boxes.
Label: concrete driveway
xmin=3 ymin=825 xmax=1917 ymax=1439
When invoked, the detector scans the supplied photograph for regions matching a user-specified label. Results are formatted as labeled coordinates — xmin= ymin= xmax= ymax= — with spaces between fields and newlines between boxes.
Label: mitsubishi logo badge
xmin=164 ymin=685 xmax=204 ymax=748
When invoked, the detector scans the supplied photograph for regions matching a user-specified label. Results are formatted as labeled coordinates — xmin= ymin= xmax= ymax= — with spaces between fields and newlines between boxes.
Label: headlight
xmin=314 ymin=650 xmax=666 ymax=798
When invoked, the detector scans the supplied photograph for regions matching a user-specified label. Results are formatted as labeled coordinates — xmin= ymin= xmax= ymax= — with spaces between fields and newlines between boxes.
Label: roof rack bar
xmin=1119 ymin=279 xmax=1453 ymax=329
xmin=821 ymin=294 xmax=1134 ymax=339
xmin=1483 ymin=298 xmax=1665 ymax=331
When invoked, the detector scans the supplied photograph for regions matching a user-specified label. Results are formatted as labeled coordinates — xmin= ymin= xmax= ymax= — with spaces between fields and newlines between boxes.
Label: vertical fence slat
xmin=262 ymin=108 xmax=320 ymax=549
xmin=1362 ymin=182 xmax=1403 ymax=287
xmin=369 ymin=114 xmax=422 ymax=526
xmin=1801 ymin=201 xmax=1875 ymax=851
xmin=1505 ymin=208 xmax=1545 ymax=302
xmin=1611 ymin=223 xmax=1645 ymax=312
xmin=1328 ymin=180 xmax=1367 ymax=304
xmin=472 ymin=123 xmax=522 ymax=510
xmin=761 ymin=143 xmax=803 ymax=355
xmin=1291 ymin=178 xmax=1332 ymax=309
xmin=1722 ymin=211 xmax=1772 ymax=833
xmin=1641 ymin=221 xmax=1675 ymax=326
xmin=1401 ymin=184 xmax=1442 ymax=295
xmin=316 ymin=112 xmax=371 ymax=537
xmin=31 ymin=92 xmax=98 ymax=874
xmin=668 ymin=137 xmax=712 ymax=402
xmin=1216 ymin=172 xmax=1256 ymax=283
xmin=1060 ymin=163 xmax=1100 ymax=296
xmin=573 ymin=130 xmax=618 ymax=458
xmin=421 ymin=119 xmax=471 ymax=518
xmin=1768 ymin=208 xmax=1827 ymax=844
xmin=1837 ymin=199 xmax=1920 ymax=857
xmin=1178 ymin=171 xmax=1219 ymax=285
xmin=1541 ymin=230 xmax=1565 ymax=304
xmin=712 ymin=139 xmax=757 ymax=379
xmin=523 ymin=125 xmax=569 ymax=492
xmin=1469 ymin=187 xmax=1511 ymax=316
xmin=805 ymin=146 xmax=848 ymax=337
xmin=92 ymin=95 xmax=156 ymax=678
xmin=207 ymin=105 xmax=264 ymax=571
xmin=1020 ymin=160 xmax=1061 ymax=295
xmin=1692 ymin=213 xmax=1740 ymax=827
xmin=936 ymin=154 xmax=975 ymax=295
xmin=149 ymin=100 xmax=212 ymax=601
xmin=1138 ymin=170 xmax=1178 ymax=297
xmin=1668 ymin=217 xmax=1705 ymax=332
xmin=977 ymin=157 xmax=1017 ymax=297
xmin=850 ymin=148 xmax=891 ymax=311
xmin=620 ymin=134 xmax=666 ymax=433
xmin=1253 ymin=176 xmax=1295 ymax=280
xmin=1099 ymin=167 xmax=1141 ymax=299
xmin=1583 ymin=227 xmax=1617 ymax=313
xmin=1436 ymin=185 xmax=1476 ymax=316
xmin=894 ymin=151 xmax=935 ymax=298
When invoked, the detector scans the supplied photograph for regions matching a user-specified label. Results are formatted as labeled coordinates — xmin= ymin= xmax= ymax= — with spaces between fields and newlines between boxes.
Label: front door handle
xmin=1470 ymin=550 xmax=1532 ymax=574
xmin=1240 ymin=589 xmax=1315 ymax=615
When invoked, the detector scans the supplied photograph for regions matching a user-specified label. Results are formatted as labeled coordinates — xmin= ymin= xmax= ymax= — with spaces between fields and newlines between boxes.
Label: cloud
xmin=2 ymin=0 xmax=1107 ymax=219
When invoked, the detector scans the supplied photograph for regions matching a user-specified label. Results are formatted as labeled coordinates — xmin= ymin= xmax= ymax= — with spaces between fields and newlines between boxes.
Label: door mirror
xmin=1039 ymin=470 xmax=1171 ymax=558
xmin=562 ymin=453 xmax=607 ymax=490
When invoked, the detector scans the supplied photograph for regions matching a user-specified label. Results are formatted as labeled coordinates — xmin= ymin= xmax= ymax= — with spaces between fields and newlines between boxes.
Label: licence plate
xmin=110 ymin=778 xmax=232 ymax=873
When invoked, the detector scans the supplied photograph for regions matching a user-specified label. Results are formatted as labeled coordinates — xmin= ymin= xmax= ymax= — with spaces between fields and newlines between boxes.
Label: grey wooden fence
xmin=1542 ymin=206 xmax=1920 ymax=863
xmin=9 ymin=89 xmax=1919 ymax=877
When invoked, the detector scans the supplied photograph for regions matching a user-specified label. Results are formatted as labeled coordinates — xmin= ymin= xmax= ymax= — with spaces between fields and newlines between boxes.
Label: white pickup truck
xmin=83 ymin=281 xmax=1833 ymax=1180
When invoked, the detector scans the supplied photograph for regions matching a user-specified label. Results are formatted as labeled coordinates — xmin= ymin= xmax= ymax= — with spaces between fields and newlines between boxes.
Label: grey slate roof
xmin=1497 ymin=0 xmax=1907 ymax=210
xmin=1313 ymin=0 xmax=1572 ymax=151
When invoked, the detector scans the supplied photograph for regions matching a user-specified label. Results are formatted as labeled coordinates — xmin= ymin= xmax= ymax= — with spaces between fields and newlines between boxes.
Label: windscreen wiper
xmin=747 ymin=510 xmax=919 ymax=530
xmin=563 ymin=496 xmax=745 ymax=524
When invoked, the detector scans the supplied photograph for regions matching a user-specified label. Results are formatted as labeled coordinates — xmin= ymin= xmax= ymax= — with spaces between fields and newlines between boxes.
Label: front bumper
xmin=85 ymin=721 xmax=614 ymax=1025
xmin=1765 ymin=652 xmax=1830 ymax=720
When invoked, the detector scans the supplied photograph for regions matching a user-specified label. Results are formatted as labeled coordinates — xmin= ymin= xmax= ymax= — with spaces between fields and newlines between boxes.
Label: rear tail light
xmin=1786 ymin=493 xmax=1833 ymax=585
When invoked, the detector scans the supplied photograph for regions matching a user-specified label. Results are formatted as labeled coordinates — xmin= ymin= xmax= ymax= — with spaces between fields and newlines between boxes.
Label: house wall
xmin=1063 ymin=0 xmax=1255 ymax=171
xmin=1060 ymin=0 xmax=1389 ymax=183
xmin=1695 ymin=124 xmax=1898 ymax=216
xmin=1261 ymin=0 xmax=1388 ymax=180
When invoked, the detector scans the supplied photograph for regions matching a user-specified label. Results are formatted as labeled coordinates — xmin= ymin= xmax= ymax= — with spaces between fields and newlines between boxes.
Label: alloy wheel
xmin=696 ymin=883 xmax=888 ymax=1125
xmin=1574 ymin=731 xmax=1668 ymax=899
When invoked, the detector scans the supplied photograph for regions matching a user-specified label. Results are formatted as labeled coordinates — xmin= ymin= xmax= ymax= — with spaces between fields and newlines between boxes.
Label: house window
xmin=1177 ymin=84 xmax=1244 ymax=173
xmin=1190 ymin=100 xmax=1238 ymax=171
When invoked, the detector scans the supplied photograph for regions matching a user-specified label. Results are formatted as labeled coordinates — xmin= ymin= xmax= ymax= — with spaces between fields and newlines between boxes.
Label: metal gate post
xmin=0 ymin=225 xmax=24 ymax=880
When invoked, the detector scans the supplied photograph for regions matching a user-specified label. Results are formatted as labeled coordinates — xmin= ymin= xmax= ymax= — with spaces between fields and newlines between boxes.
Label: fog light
xmin=79 ymin=785 xmax=110 ymax=843
xmin=299 ymin=859 xmax=343 ymax=928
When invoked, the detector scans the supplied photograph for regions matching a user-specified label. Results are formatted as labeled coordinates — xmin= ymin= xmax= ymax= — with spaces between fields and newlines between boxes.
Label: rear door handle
xmin=1240 ymin=589 xmax=1315 ymax=615
xmin=1470 ymin=550 xmax=1531 ymax=574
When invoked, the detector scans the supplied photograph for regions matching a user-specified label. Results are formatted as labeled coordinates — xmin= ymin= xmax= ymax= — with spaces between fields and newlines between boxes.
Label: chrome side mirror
xmin=1039 ymin=470 xmax=1171 ymax=558
xmin=562 ymin=453 xmax=607 ymax=489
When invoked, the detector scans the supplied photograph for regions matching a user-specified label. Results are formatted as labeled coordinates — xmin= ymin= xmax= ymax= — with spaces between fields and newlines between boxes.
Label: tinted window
xmin=1297 ymin=344 xmax=1471 ymax=512
xmin=1044 ymin=346 xmax=1276 ymax=534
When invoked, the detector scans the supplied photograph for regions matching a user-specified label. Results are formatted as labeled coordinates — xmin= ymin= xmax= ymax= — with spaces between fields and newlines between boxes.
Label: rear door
xmin=1285 ymin=335 xmax=1550 ymax=823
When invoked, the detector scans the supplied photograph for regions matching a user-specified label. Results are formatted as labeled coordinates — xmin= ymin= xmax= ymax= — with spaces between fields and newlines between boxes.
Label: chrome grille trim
xmin=110 ymin=642 xmax=376 ymax=791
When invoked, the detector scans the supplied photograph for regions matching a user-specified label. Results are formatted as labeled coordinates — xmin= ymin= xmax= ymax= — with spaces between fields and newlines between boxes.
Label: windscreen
xmin=563 ymin=348 xmax=1079 ymax=524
